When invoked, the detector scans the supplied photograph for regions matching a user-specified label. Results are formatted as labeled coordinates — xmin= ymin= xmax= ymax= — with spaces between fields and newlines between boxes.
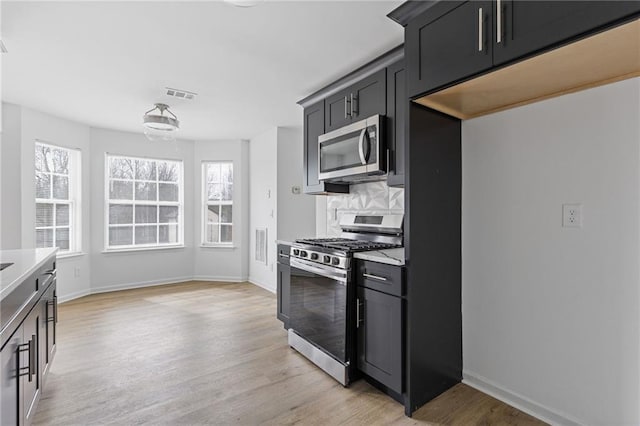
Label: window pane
xmin=56 ymin=228 xmax=70 ymax=250
xmin=35 ymin=146 xmax=47 ymax=173
xmin=36 ymin=229 xmax=54 ymax=248
xmin=221 ymin=183 xmax=233 ymax=201
xmin=51 ymin=148 xmax=69 ymax=174
xmin=221 ymin=163 xmax=233 ymax=183
xmin=135 ymin=182 xmax=157 ymax=201
xmin=135 ymin=225 xmax=157 ymax=245
xmin=36 ymin=173 xmax=51 ymax=198
xmin=52 ymin=175 xmax=69 ymax=199
xmin=135 ymin=205 xmax=157 ymax=224
xmin=109 ymin=181 xmax=133 ymax=200
xmin=109 ymin=158 xmax=134 ymax=179
xmin=221 ymin=225 xmax=232 ymax=243
xmin=159 ymin=206 xmax=179 ymax=223
xmin=207 ymin=183 xmax=222 ymax=201
xmin=109 ymin=226 xmax=133 ymax=246
xmin=158 ymin=162 xmax=178 ymax=182
xmin=159 ymin=225 xmax=179 ymax=244
xmin=206 ymin=163 xmax=221 ymax=184
xmin=220 ymin=205 xmax=232 ymax=223
xmin=135 ymin=160 xmax=156 ymax=181
xmin=36 ymin=203 xmax=54 ymax=227
xmin=207 ymin=205 xmax=220 ymax=223
xmin=109 ymin=204 xmax=133 ymax=224
xmin=56 ymin=204 xmax=70 ymax=226
xmin=159 ymin=183 xmax=179 ymax=202
xmin=206 ymin=224 xmax=219 ymax=243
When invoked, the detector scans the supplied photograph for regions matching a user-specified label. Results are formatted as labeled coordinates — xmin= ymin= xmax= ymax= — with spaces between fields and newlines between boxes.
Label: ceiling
xmin=1 ymin=1 xmax=404 ymax=141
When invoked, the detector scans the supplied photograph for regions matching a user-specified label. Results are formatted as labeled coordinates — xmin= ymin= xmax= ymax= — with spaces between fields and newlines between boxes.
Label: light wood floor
xmin=34 ymin=281 xmax=546 ymax=425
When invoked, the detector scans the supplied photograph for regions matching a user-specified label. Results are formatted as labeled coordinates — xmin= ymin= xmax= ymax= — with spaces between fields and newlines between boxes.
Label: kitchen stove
xmin=287 ymin=213 xmax=403 ymax=386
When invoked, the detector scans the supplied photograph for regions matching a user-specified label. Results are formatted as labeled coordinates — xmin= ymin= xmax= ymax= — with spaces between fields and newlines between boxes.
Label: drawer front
xmin=277 ymin=243 xmax=291 ymax=265
xmin=356 ymin=260 xmax=404 ymax=297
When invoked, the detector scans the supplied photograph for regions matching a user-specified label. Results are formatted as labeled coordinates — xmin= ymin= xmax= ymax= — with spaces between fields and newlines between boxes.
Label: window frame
xmin=104 ymin=153 xmax=185 ymax=251
xmin=34 ymin=141 xmax=82 ymax=255
xmin=201 ymin=161 xmax=234 ymax=247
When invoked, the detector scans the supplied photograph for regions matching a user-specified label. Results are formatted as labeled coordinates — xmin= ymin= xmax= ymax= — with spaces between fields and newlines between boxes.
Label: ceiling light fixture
xmin=142 ymin=103 xmax=179 ymax=142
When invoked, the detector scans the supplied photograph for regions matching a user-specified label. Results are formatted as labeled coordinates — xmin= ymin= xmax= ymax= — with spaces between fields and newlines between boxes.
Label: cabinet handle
xmin=351 ymin=93 xmax=357 ymax=117
xmin=363 ymin=273 xmax=388 ymax=282
xmin=29 ymin=334 xmax=36 ymax=381
xmin=386 ymin=148 xmax=391 ymax=174
xmin=497 ymin=0 xmax=502 ymax=44
xmin=54 ymin=294 xmax=58 ymax=323
xmin=344 ymin=96 xmax=351 ymax=119
xmin=478 ymin=7 xmax=484 ymax=52
xmin=278 ymin=253 xmax=290 ymax=258
xmin=356 ymin=298 xmax=364 ymax=328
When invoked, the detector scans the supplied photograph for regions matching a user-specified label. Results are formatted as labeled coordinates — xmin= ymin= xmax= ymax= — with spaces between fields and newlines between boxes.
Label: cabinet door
xmin=40 ymin=281 xmax=56 ymax=384
xmin=357 ymin=287 xmax=402 ymax=393
xmin=1 ymin=326 xmax=22 ymax=426
xmin=406 ymin=1 xmax=493 ymax=97
xmin=303 ymin=101 xmax=349 ymax=195
xmin=325 ymin=90 xmax=353 ymax=132
xmin=386 ymin=60 xmax=406 ymax=188
xmin=22 ymin=306 xmax=40 ymax=425
xmin=494 ymin=1 xmax=640 ymax=65
xmin=277 ymin=262 xmax=291 ymax=329
xmin=350 ymin=69 xmax=386 ymax=121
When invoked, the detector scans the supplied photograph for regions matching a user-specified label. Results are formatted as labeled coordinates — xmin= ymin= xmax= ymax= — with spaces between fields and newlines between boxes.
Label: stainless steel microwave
xmin=318 ymin=115 xmax=385 ymax=182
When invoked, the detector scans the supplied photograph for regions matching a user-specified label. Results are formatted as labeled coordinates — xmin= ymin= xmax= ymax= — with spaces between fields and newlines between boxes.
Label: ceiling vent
xmin=165 ymin=87 xmax=197 ymax=100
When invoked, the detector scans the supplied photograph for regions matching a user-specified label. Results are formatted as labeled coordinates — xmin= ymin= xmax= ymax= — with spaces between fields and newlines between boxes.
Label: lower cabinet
xmin=40 ymin=281 xmax=57 ymax=385
xmin=276 ymin=244 xmax=291 ymax=329
xmin=356 ymin=260 xmax=404 ymax=395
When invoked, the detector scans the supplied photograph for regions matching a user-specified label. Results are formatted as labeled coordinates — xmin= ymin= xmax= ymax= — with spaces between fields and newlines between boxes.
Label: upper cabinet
xmin=325 ymin=69 xmax=387 ymax=132
xmin=299 ymin=46 xmax=405 ymax=193
xmin=404 ymin=0 xmax=640 ymax=98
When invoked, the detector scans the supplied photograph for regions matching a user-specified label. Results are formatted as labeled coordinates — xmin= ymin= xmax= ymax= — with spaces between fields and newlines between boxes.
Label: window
xmin=202 ymin=162 xmax=233 ymax=245
xmin=35 ymin=142 xmax=81 ymax=253
xmin=106 ymin=154 xmax=183 ymax=250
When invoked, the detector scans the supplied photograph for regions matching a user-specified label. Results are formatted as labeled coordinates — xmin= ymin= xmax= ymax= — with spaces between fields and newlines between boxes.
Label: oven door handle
xmin=290 ymin=258 xmax=348 ymax=284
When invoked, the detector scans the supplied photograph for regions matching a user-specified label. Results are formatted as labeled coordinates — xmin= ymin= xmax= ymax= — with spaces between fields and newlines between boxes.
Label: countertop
xmin=276 ymin=240 xmax=294 ymax=246
xmin=0 ymin=248 xmax=57 ymax=300
xmin=354 ymin=248 xmax=405 ymax=266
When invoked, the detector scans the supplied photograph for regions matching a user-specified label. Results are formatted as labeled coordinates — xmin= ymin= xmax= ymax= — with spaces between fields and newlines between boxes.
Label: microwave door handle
xmin=358 ymin=128 xmax=367 ymax=165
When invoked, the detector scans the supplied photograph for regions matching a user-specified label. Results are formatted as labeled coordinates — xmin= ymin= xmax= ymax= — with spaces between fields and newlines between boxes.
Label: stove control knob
xmin=310 ymin=253 xmax=319 ymax=260
xmin=323 ymin=255 xmax=331 ymax=263
xmin=300 ymin=251 xmax=308 ymax=258
xmin=332 ymin=257 xmax=340 ymax=266
xmin=293 ymin=249 xmax=300 ymax=256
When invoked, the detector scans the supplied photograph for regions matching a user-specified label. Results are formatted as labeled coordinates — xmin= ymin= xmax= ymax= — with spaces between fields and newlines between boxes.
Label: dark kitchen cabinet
xmin=404 ymin=0 xmax=640 ymax=97
xmin=356 ymin=260 xmax=404 ymax=395
xmin=40 ymin=280 xmax=57 ymax=384
xmin=325 ymin=69 xmax=387 ymax=132
xmin=21 ymin=306 xmax=41 ymax=425
xmin=1 ymin=326 xmax=22 ymax=426
xmin=277 ymin=244 xmax=291 ymax=329
xmin=386 ymin=60 xmax=407 ymax=187
xmin=303 ymin=100 xmax=349 ymax=195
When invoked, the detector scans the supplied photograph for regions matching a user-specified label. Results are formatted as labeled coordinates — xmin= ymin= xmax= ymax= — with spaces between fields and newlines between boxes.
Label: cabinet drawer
xmin=356 ymin=260 xmax=404 ymax=297
xmin=277 ymin=244 xmax=291 ymax=265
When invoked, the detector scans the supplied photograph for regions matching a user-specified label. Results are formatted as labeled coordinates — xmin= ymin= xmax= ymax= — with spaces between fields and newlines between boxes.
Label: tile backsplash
xmin=324 ymin=181 xmax=404 ymax=236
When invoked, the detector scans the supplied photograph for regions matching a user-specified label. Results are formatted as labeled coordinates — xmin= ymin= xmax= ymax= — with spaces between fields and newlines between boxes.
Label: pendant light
xmin=142 ymin=103 xmax=179 ymax=142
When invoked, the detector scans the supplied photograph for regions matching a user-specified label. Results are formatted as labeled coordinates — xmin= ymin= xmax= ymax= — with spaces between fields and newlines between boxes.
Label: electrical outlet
xmin=562 ymin=204 xmax=583 ymax=228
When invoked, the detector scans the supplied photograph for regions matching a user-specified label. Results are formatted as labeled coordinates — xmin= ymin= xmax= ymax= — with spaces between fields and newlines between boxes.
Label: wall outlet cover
xmin=562 ymin=204 xmax=583 ymax=228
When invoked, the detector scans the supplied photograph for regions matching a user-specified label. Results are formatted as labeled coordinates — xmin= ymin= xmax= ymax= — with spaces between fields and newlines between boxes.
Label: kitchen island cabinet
xmin=0 ymin=248 xmax=58 ymax=426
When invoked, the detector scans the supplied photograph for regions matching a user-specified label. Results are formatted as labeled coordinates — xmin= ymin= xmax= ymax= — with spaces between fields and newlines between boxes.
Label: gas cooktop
xmin=294 ymin=238 xmax=401 ymax=253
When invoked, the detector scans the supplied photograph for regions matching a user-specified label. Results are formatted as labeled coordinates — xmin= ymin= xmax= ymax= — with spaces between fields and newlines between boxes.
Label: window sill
xmin=102 ymin=245 xmax=185 ymax=254
xmin=199 ymin=244 xmax=237 ymax=249
xmin=57 ymin=252 xmax=87 ymax=260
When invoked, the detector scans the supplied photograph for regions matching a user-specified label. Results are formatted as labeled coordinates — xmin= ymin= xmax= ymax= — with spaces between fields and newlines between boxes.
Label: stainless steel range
xmin=287 ymin=213 xmax=403 ymax=386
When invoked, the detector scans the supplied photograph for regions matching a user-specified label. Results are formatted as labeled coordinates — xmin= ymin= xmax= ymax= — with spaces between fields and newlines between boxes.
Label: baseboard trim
xmin=57 ymin=289 xmax=91 ymax=304
xmin=248 ymin=277 xmax=276 ymax=294
xmin=90 ymin=276 xmax=194 ymax=295
xmin=463 ymin=370 xmax=582 ymax=426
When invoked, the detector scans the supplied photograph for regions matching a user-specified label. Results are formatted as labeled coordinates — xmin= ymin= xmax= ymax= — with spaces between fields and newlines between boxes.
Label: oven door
xmin=289 ymin=257 xmax=350 ymax=363
xmin=318 ymin=115 xmax=383 ymax=181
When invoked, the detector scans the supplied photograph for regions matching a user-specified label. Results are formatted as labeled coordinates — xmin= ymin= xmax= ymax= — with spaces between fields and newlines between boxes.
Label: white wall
xmin=89 ymin=127 xmax=196 ymax=293
xmin=462 ymin=78 xmax=640 ymax=425
xmin=192 ymin=139 xmax=249 ymax=282
xmin=248 ymin=127 xmax=278 ymax=291
xmin=1 ymin=103 xmax=22 ymax=249
xmin=276 ymin=127 xmax=315 ymax=242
